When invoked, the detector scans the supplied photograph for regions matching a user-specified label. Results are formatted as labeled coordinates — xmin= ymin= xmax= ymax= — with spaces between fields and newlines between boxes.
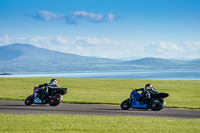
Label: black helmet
xmin=145 ymin=83 xmax=152 ymax=90
xmin=50 ymin=79 xmax=57 ymax=85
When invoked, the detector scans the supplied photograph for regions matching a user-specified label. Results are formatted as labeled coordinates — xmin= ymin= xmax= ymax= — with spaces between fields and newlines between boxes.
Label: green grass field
xmin=0 ymin=77 xmax=199 ymax=133
xmin=0 ymin=77 xmax=200 ymax=109
xmin=0 ymin=114 xmax=199 ymax=133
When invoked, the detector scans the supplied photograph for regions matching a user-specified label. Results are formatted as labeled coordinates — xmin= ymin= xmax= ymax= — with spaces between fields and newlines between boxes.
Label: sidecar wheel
xmin=48 ymin=94 xmax=62 ymax=106
xmin=121 ymin=99 xmax=131 ymax=110
xmin=25 ymin=95 xmax=34 ymax=105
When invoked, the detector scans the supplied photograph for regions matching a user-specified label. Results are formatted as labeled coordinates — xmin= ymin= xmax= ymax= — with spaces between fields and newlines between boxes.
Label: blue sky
xmin=0 ymin=0 xmax=200 ymax=59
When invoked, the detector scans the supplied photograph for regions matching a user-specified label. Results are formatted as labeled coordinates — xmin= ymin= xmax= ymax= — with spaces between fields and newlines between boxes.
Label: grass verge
xmin=0 ymin=114 xmax=200 ymax=133
xmin=0 ymin=77 xmax=200 ymax=109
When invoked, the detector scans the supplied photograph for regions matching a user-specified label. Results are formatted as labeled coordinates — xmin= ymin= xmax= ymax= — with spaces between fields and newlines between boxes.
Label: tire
xmin=149 ymin=99 xmax=164 ymax=111
xmin=25 ymin=95 xmax=34 ymax=105
xmin=48 ymin=94 xmax=63 ymax=106
xmin=121 ymin=99 xmax=131 ymax=110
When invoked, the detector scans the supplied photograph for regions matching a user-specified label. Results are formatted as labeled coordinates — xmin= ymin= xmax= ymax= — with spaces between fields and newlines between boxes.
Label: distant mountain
xmin=0 ymin=43 xmax=199 ymax=72
xmin=125 ymin=57 xmax=181 ymax=69
xmin=0 ymin=43 xmax=123 ymax=72
xmin=125 ymin=57 xmax=200 ymax=69
xmin=117 ymin=57 xmax=140 ymax=61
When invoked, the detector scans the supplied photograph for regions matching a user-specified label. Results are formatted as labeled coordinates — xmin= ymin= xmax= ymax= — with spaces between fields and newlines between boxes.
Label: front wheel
xmin=121 ymin=98 xmax=132 ymax=110
xmin=48 ymin=94 xmax=63 ymax=106
xmin=25 ymin=95 xmax=34 ymax=105
xmin=149 ymin=99 xmax=164 ymax=111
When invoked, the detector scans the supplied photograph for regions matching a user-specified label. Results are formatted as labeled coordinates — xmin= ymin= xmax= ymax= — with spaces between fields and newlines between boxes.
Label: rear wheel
xmin=149 ymin=99 xmax=164 ymax=111
xmin=25 ymin=95 xmax=34 ymax=105
xmin=121 ymin=99 xmax=131 ymax=110
xmin=48 ymin=94 xmax=63 ymax=106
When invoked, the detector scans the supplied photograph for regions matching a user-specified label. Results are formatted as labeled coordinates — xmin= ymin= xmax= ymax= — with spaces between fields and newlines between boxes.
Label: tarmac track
xmin=0 ymin=100 xmax=200 ymax=119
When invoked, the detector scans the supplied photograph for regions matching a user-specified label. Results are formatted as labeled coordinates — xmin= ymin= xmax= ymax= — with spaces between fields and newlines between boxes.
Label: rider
xmin=49 ymin=79 xmax=59 ymax=88
xmin=144 ymin=83 xmax=159 ymax=100
xmin=39 ymin=79 xmax=60 ymax=99
xmin=136 ymin=83 xmax=159 ymax=101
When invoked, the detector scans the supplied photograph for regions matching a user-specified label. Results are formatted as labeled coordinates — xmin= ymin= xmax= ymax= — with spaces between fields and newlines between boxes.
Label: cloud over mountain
xmin=17 ymin=35 xmax=200 ymax=59
xmin=146 ymin=42 xmax=200 ymax=59
xmin=0 ymin=34 xmax=11 ymax=45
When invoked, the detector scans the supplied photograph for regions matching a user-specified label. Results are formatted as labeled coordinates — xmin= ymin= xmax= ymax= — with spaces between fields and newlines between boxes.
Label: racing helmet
xmin=145 ymin=83 xmax=152 ymax=90
xmin=50 ymin=79 xmax=57 ymax=85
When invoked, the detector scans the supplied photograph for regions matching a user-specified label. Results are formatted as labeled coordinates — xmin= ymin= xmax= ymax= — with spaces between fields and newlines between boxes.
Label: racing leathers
xmin=135 ymin=87 xmax=159 ymax=101
xmin=38 ymin=83 xmax=59 ymax=99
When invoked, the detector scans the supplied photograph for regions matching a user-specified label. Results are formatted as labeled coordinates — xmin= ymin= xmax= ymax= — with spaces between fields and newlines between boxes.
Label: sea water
xmin=1 ymin=70 xmax=200 ymax=80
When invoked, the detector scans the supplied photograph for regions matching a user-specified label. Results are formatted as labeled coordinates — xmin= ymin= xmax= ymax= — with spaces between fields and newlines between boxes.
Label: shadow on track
xmin=94 ymin=108 xmax=149 ymax=111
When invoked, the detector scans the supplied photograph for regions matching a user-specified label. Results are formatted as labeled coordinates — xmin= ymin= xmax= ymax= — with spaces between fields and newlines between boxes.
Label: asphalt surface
xmin=0 ymin=100 xmax=200 ymax=119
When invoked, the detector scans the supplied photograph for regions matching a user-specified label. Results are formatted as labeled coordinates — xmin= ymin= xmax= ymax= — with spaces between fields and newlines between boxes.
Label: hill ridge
xmin=0 ymin=43 xmax=199 ymax=72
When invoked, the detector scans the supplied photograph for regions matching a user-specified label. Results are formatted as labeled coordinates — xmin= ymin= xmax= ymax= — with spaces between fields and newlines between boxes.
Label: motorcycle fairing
xmin=33 ymin=87 xmax=46 ymax=104
xmin=130 ymin=91 xmax=147 ymax=109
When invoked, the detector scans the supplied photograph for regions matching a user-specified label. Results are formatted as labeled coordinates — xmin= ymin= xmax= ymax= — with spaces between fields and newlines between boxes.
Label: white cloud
xmin=183 ymin=41 xmax=200 ymax=51
xmin=6 ymin=35 xmax=200 ymax=59
xmin=27 ymin=11 xmax=59 ymax=21
xmin=68 ymin=11 xmax=115 ymax=24
xmin=156 ymin=42 xmax=184 ymax=51
xmin=146 ymin=42 xmax=200 ymax=59
xmin=27 ymin=11 xmax=115 ymax=25
xmin=74 ymin=36 xmax=120 ymax=45
xmin=108 ymin=13 xmax=115 ymax=22
xmin=0 ymin=34 xmax=11 ymax=45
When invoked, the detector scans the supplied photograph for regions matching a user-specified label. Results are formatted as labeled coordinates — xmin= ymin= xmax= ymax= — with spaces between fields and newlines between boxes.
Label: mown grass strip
xmin=0 ymin=114 xmax=199 ymax=133
xmin=0 ymin=77 xmax=200 ymax=109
